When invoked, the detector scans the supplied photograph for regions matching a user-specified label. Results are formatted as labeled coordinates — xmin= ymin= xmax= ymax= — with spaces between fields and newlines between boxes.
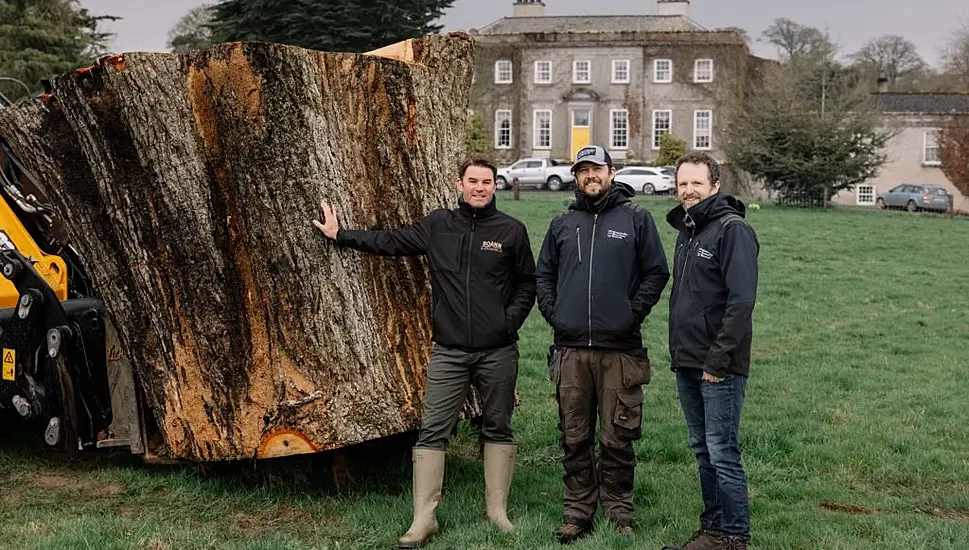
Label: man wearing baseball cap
xmin=535 ymin=145 xmax=670 ymax=543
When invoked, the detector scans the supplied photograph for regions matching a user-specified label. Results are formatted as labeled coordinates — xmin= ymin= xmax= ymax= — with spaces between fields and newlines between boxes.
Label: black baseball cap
xmin=571 ymin=145 xmax=612 ymax=173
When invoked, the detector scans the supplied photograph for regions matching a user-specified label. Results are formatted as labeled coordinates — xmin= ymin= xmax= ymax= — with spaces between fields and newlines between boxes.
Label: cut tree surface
xmin=0 ymin=33 xmax=477 ymax=461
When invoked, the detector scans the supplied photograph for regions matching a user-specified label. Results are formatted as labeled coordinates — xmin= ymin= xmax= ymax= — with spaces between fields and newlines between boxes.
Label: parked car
xmin=614 ymin=166 xmax=675 ymax=195
xmin=496 ymin=158 xmax=575 ymax=191
xmin=876 ymin=183 xmax=952 ymax=213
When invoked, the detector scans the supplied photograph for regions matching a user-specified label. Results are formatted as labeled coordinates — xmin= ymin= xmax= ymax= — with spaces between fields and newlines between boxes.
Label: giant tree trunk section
xmin=0 ymin=33 xmax=479 ymax=462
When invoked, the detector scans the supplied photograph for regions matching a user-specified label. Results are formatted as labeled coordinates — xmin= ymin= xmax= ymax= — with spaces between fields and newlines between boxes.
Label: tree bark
xmin=0 ymin=33 xmax=479 ymax=462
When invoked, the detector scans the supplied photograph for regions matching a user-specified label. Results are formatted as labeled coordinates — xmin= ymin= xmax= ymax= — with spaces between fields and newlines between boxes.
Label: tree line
xmin=0 ymin=0 xmax=116 ymax=100
xmin=171 ymin=0 xmax=455 ymax=54
xmin=0 ymin=0 xmax=456 ymax=101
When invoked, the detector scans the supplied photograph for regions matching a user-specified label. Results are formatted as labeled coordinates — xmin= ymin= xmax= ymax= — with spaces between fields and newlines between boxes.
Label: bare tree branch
xmin=760 ymin=18 xmax=837 ymax=66
xmin=167 ymin=3 xmax=215 ymax=53
xmin=941 ymin=19 xmax=969 ymax=89
xmin=850 ymin=34 xmax=925 ymax=89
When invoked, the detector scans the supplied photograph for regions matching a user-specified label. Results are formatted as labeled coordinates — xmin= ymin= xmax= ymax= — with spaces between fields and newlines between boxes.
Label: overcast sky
xmin=81 ymin=0 xmax=968 ymax=68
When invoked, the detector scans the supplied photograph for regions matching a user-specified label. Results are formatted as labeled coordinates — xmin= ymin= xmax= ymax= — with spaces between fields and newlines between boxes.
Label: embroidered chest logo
xmin=696 ymin=247 xmax=714 ymax=260
xmin=606 ymin=229 xmax=628 ymax=240
xmin=480 ymin=240 xmax=503 ymax=253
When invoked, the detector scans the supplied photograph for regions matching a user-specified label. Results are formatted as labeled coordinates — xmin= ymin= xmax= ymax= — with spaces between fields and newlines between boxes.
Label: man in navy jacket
xmin=662 ymin=151 xmax=759 ymax=550
xmin=535 ymin=145 xmax=669 ymax=543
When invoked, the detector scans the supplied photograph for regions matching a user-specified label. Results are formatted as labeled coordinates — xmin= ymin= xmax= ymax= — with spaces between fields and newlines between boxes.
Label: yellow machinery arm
xmin=0 ymin=193 xmax=68 ymax=308
xmin=1 ymin=89 xmax=148 ymax=457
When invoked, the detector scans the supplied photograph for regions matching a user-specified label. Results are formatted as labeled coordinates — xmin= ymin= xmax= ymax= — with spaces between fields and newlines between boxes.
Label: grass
xmin=2 ymin=191 xmax=969 ymax=549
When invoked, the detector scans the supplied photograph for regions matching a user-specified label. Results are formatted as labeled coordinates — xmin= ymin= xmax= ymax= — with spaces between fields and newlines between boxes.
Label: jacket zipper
xmin=587 ymin=213 xmax=598 ymax=347
xmin=575 ymin=226 xmax=582 ymax=264
xmin=678 ymin=212 xmax=697 ymax=284
xmin=672 ymin=215 xmax=696 ymax=356
xmin=465 ymin=212 xmax=476 ymax=348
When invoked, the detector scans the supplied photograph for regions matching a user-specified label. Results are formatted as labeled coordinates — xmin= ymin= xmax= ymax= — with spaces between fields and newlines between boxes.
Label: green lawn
xmin=2 ymin=192 xmax=968 ymax=549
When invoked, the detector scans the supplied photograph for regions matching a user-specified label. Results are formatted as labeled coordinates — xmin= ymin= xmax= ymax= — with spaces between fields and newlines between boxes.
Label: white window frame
xmin=652 ymin=109 xmax=672 ymax=150
xmin=573 ymin=60 xmax=591 ymax=84
xmin=694 ymin=59 xmax=714 ymax=83
xmin=653 ymin=59 xmax=673 ymax=83
xmin=923 ymin=130 xmax=941 ymax=165
xmin=856 ymin=185 xmax=876 ymax=206
xmin=693 ymin=110 xmax=713 ymax=150
xmin=610 ymin=109 xmax=629 ymax=150
xmin=533 ymin=109 xmax=552 ymax=150
xmin=534 ymin=60 xmax=552 ymax=84
xmin=495 ymin=60 xmax=513 ymax=84
xmin=494 ymin=110 xmax=512 ymax=150
xmin=612 ymin=60 xmax=630 ymax=84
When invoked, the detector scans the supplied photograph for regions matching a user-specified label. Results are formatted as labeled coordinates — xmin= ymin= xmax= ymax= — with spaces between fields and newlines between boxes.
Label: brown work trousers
xmin=548 ymin=346 xmax=651 ymax=527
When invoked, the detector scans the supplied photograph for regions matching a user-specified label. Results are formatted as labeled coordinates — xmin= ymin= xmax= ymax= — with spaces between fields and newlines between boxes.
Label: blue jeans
xmin=675 ymin=369 xmax=750 ymax=541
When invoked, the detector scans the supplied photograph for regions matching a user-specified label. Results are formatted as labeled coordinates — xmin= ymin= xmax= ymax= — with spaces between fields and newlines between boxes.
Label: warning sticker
xmin=2 ymin=348 xmax=15 ymax=381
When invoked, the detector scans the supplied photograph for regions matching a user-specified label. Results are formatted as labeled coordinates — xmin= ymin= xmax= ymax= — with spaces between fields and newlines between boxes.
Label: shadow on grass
xmin=0 ymin=410 xmax=419 ymax=500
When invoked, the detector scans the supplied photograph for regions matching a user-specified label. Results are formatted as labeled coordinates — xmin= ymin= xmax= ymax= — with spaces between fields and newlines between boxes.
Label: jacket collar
xmin=666 ymin=192 xmax=747 ymax=235
xmin=570 ymin=181 xmax=635 ymax=213
xmin=458 ymin=194 xmax=498 ymax=218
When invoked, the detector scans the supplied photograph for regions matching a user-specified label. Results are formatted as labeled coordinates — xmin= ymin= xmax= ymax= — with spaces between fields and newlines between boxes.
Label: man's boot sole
xmin=556 ymin=528 xmax=592 ymax=545
xmin=397 ymin=534 xmax=437 ymax=549
xmin=397 ymin=526 xmax=440 ymax=549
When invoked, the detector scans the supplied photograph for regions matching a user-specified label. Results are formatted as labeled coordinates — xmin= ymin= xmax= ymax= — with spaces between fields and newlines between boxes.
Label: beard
xmin=679 ymin=192 xmax=705 ymax=208
xmin=579 ymin=178 xmax=608 ymax=197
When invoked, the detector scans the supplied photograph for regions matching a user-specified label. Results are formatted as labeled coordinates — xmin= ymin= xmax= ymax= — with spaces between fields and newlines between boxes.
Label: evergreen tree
xmin=464 ymin=111 xmax=491 ymax=156
xmin=209 ymin=0 xmax=456 ymax=53
xmin=724 ymin=62 xmax=892 ymax=204
xmin=653 ymin=133 xmax=688 ymax=166
xmin=0 ymin=0 xmax=117 ymax=100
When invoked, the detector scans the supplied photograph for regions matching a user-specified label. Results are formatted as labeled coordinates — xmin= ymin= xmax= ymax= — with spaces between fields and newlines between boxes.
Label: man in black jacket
xmin=313 ymin=157 xmax=536 ymax=548
xmin=535 ymin=145 xmax=670 ymax=543
xmin=662 ymin=151 xmax=759 ymax=550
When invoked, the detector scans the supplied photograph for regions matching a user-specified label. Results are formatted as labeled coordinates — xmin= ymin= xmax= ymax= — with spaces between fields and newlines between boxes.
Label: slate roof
xmin=870 ymin=93 xmax=969 ymax=115
xmin=477 ymin=15 xmax=703 ymax=35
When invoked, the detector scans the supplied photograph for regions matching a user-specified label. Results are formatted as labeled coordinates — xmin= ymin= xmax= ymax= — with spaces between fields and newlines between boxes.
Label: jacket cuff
xmin=632 ymin=304 xmax=650 ymax=324
xmin=702 ymin=350 xmax=730 ymax=377
xmin=504 ymin=310 xmax=519 ymax=333
xmin=537 ymin=299 xmax=553 ymax=324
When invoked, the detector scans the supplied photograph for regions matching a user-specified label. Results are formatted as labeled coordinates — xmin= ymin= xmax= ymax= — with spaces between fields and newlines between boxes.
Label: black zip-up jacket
xmin=666 ymin=192 xmax=759 ymax=377
xmin=535 ymin=182 xmax=670 ymax=350
xmin=335 ymin=196 xmax=536 ymax=351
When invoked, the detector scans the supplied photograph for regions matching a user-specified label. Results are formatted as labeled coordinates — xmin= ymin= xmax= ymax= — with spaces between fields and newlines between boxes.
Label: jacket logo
xmin=696 ymin=247 xmax=714 ymax=260
xmin=606 ymin=230 xmax=628 ymax=240
xmin=480 ymin=240 xmax=503 ymax=253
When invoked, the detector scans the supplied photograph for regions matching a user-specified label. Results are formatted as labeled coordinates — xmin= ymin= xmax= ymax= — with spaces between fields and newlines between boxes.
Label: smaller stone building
xmin=831 ymin=92 xmax=969 ymax=213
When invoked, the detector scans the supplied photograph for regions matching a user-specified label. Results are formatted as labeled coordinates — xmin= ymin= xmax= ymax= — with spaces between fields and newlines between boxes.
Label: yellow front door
xmin=570 ymin=109 xmax=591 ymax=161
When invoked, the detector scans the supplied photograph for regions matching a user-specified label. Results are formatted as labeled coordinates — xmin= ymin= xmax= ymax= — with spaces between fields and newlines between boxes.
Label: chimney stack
xmin=513 ymin=0 xmax=546 ymax=17
xmin=657 ymin=0 xmax=690 ymax=18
